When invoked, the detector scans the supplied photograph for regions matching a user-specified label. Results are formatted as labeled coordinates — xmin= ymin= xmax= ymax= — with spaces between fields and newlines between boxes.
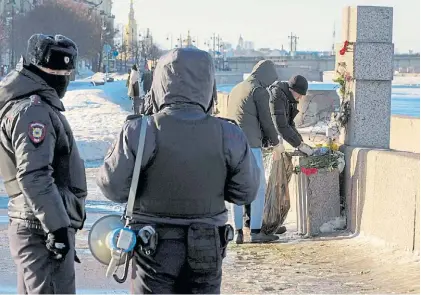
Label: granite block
xmin=292 ymin=156 xmax=341 ymax=236
xmin=342 ymin=6 xmax=393 ymax=43
xmin=345 ymin=80 xmax=391 ymax=148
xmin=356 ymin=6 xmax=393 ymax=43
xmin=354 ymin=42 xmax=394 ymax=80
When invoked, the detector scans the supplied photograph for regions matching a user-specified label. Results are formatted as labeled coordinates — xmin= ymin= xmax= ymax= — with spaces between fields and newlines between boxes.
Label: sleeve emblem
xmin=28 ymin=122 xmax=47 ymax=144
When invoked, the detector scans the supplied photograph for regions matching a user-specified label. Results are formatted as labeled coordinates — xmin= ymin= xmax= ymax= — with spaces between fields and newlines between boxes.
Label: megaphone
xmin=88 ymin=214 xmax=126 ymax=265
xmin=89 ymin=214 xmax=140 ymax=282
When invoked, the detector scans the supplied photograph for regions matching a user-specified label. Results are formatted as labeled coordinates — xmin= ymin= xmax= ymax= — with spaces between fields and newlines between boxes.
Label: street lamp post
xmin=166 ymin=33 xmax=173 ymax=49
xmin=97 ymin=10 xmax=107 ymax=73
xmin=6 ymin=0 xmax=17 ymax=68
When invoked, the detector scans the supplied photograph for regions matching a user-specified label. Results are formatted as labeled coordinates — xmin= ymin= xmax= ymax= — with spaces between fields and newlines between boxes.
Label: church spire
xmin=129 ymin=0 xmax=135 ymax=20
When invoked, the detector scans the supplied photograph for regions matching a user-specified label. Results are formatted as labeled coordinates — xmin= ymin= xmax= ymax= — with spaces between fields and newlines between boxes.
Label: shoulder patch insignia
xmin=28 ymin=122 xmax=47 ymax=145
xmin=29 ymin=95 xmax=42 ymax=106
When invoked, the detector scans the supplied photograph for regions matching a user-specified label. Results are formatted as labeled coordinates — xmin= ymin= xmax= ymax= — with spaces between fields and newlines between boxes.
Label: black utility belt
xmin=130 ymin=223 xmax=234 ymax=263
xmin=131 ymin=223 xmax=233 ymax=241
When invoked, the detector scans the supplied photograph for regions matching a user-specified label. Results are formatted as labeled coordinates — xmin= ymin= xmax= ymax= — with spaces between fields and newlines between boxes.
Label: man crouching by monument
xmin=0 ymin=34 xmax=87 ymax=294
xmin=96 ymin=48 xmax=260 ymax=294
xmin=269 ymin=75 xmax=314 ymax=156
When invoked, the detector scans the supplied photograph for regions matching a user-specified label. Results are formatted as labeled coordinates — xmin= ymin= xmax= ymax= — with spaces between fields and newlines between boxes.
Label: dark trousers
xmin=8 ymin=220 xmax=76 ymax=294
xmin=131 ymin=237 xmax=223 ymax=294
xmin=132 ymin=96 xmax=144 ymax=115
xmin=245 ymin=204 xmax=251 ymax=223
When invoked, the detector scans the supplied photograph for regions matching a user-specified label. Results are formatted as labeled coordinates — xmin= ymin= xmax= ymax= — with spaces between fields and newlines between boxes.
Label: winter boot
xmin=234 ymin=230 xmax=244 ymax=244
xmin=250 ymin=232 xmax=279 ymax=243
xmin=275 ymin=226 xmax=287 ymax=235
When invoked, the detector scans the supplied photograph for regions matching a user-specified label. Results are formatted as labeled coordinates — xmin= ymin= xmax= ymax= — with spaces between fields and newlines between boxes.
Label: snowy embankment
xmin=63 ymin=79 xmax=130 ymax=164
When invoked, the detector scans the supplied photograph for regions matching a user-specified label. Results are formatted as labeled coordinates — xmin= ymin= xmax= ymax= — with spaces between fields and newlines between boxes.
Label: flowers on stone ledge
xmin=301 ymin=167 xmax=318 ymax=176
xmin=293 ymin=147 xmax=345 ymax=175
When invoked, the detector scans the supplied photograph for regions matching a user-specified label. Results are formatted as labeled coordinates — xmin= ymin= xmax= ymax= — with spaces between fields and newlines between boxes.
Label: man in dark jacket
xmin=269 ymin=75 xmax=314 ymax=156
xmin=96 ymin=48 xmax=259 ymax=294
xmin=225 ymin=60 xmax=283 ymax=244
xmin=141 ymin=67 xmax=153 ymax=94
xmin=0 ymin=34 xmax=87 ymax=294
xmin=126 ymin=68 xmax=131 ymax=88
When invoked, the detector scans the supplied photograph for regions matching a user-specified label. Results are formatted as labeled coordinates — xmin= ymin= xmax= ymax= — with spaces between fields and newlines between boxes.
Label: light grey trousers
xmin=8 ymin=220 xmax=76 ymax=294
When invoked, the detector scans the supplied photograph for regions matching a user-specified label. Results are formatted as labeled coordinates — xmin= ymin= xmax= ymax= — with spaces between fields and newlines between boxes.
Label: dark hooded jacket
xmin=0 ymin=58 xmax=87 ymax=233
xmin=269 ymin=81 xmax=303 ymax=148
xmin=225 ymin=60 xmax=280 ymax=148
xmin=141 ymin=70 xmax=153 ymax=93
xmin=96 ymin=48 xmax=259 ymax=226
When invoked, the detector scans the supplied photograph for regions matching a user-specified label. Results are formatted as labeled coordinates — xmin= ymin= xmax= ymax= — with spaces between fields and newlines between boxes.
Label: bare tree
xmin=11 ymin=0 xmax=108 ymax=65
xmin=0 ymin=19 xmax=8 ymax=61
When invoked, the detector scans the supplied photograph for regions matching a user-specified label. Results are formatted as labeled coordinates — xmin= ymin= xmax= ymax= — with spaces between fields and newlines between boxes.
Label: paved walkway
xmin=222 ymin=234 xmax=420 ymax=294
xmin=0 ymin=224 xmax=418 ymax=294
xmin=0 ymin=168 xmax=419 ymax=293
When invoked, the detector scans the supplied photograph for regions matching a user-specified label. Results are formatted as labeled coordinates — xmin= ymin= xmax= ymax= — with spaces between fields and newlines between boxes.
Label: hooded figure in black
xmin=96 ymin=48 xmax=260 ymax=294
xmin=0 ymin=34 xmax=86 ymax=294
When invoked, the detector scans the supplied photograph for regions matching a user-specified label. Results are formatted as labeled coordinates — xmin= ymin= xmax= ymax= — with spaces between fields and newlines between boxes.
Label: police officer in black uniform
xmin=96 ymin=48 xmax=260 ymax=294
xmin=0 ymin=34 xmax=87 ymax=294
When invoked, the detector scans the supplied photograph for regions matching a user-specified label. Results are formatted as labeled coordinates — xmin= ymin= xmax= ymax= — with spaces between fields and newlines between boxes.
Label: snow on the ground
xmin=76 ymin=68 xmax=95 ymax=80
xmin=319 ymin=216 xmax=347 ymax=233
xmin=88 ymin=72 xmax=129 ymax=82
xmin=297 ymin=120 xmax=329 ymax=134
xmin=62 ymin=80 xmax=131 ymax=162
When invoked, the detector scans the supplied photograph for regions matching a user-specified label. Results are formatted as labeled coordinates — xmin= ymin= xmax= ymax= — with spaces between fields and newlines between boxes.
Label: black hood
xmin=0 ymin=57 xmax=64 ymax=111
xmin=150 ymin=48 xmax=215 ymax=112
xmin=278 ymin=81 xmax=297 ymax=103
xmin=248 ymin=60 xmax=278 ymax=87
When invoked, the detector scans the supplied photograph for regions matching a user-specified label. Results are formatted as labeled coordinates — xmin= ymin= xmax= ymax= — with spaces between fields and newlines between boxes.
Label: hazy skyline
xmin=112 ymin=0 xmax=420 ymax=53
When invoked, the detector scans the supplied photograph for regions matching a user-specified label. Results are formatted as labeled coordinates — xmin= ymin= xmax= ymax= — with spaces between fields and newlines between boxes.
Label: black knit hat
xmin=288 ymin=75 xmax=308 ymax=96
xmin=26 ymin=34 xmax=78 ymax=71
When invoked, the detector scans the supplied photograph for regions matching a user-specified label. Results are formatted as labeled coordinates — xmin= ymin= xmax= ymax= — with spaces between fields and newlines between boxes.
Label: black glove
xmin=75 ymin=250 xmax=81 ymax=263
xmin=46 ymin=227 xmax=70 ymax=261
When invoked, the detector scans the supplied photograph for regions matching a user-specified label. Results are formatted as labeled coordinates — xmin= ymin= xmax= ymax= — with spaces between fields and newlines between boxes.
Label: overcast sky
xmin=112 ymin=0 xmax=420 ymax=53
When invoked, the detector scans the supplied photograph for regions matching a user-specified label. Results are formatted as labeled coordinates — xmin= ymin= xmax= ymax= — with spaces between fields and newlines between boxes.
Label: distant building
xmin=223 ymin=42 xmax=233 ymax=51
xmin=236 ymin=35 xmax=244 ymax=51
xmin=244 ymin=41 xmax=254 ymax=50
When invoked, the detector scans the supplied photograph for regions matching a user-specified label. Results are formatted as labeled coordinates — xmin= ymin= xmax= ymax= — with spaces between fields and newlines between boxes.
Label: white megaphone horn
xmin=88 ymin=214 xmax=137 ymax=281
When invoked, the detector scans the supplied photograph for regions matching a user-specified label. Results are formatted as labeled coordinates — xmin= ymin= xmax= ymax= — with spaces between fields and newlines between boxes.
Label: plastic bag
xmin=261 ymin=151 xmax=293 ymax=234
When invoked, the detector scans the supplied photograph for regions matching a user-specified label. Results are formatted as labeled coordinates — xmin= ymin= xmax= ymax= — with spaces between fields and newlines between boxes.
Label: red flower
xmin=345 ymin=73 xmax=352 ymax=82
xmin=301 ymin=167 xmax=318 ymax=176
xmin=339 ymin=40 xmax=350 ymax=56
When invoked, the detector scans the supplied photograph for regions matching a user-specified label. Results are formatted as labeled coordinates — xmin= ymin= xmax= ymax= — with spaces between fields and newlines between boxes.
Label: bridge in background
xmin=225 ymin=54 xmax=420 ymax=74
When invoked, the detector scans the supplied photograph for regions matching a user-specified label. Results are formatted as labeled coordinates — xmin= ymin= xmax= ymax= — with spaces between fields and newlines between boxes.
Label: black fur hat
xmin=26 ymin=34 xmax=78 ymax=71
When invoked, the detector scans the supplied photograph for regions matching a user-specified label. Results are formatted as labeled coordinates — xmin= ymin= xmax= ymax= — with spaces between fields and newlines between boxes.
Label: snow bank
xmin=62 ymin=80 xmax=131 ymax=163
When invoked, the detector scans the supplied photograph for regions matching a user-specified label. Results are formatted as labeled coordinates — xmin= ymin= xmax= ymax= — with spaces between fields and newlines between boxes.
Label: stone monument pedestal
xmin=289 ymin=156 xmax=341 ymax=236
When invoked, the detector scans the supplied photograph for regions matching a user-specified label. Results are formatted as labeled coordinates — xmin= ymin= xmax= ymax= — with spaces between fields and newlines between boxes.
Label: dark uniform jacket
xmin=0 ymin=59 xmax=87 ymax=233
xmin=225 ymin=60 xmax=280 ymax=148
xmin=269 ymin=81 xmax=303 ymax=148
xmin=96 ymin=49 xmax=259 ymax=226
